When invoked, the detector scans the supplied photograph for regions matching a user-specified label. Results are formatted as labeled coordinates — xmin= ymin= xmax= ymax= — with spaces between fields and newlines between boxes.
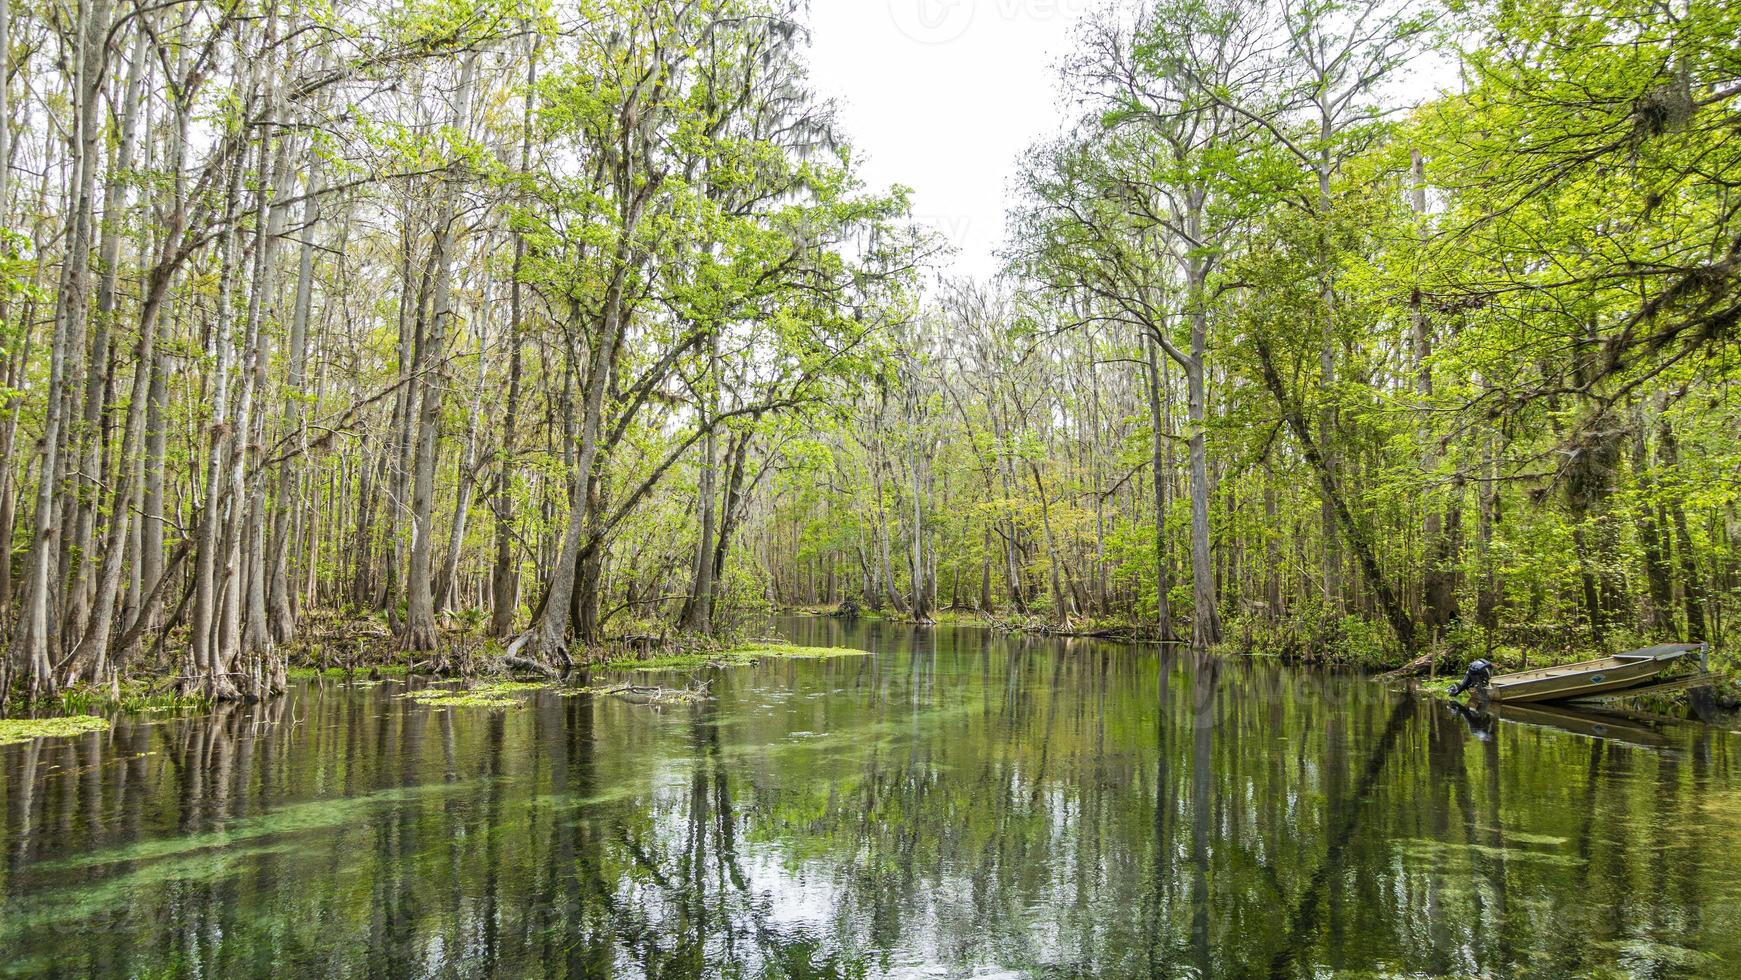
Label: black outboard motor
xmin=1448 ymin=659 xmax=1494 ymax=698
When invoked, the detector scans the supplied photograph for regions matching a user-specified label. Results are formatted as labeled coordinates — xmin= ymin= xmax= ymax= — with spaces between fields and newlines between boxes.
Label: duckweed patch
xmin=0 ymin=715 xmax=112 ymax=745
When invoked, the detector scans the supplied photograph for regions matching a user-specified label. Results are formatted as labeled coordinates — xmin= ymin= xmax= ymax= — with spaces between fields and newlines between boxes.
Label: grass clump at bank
xmin=53 ymin=681 xmax=213 ymax=716
xmin=0 ymin=715 xmax=112 ymax=745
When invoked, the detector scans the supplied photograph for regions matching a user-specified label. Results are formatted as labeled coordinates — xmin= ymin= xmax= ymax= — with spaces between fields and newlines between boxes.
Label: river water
xmin=3 ymin=617 xmax=1738 ymax=977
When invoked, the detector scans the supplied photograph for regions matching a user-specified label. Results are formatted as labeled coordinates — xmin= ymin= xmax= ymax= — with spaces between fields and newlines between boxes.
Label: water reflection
xmin=3 ymin=619 xmax=1737 ymax=977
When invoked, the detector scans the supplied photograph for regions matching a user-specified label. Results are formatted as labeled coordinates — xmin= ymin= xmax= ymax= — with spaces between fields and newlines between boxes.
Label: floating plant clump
xmin=0 ymin=716 xmax=111 ymax=746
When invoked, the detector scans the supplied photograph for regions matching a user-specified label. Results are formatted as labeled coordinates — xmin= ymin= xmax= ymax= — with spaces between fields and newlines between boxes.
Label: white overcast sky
xmin=804 ymin=0 xmax=1094 ymax=280
xmin=801 ymin=0 xmax=1458 ymax=282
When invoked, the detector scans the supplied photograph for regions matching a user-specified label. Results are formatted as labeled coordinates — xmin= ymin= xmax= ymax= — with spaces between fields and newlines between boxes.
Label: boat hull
xmin=1485 ymin=645 xmax=1699 ymax=703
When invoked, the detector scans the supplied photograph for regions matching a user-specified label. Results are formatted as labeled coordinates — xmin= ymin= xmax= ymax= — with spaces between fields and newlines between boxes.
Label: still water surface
xmin=3 ymin=618 xmax=1739 ymax=977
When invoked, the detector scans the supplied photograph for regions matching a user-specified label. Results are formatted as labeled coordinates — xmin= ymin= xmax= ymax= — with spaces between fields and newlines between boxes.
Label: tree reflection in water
xmin=2 ymin=618 xmax=1737 ymax=977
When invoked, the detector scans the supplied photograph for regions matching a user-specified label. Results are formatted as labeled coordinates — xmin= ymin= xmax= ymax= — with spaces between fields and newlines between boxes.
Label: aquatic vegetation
xmin=599 ymin=644 xmax=870 ymax=672
xmin=1597 ymin=939 xmax=1723 ymax=970
xmin=52 ymin=683 xmax=212 ymax=716
xmin=1397 ymin=838 xmax=1587 ymax=868
xmin=8 ymin=781 xmax=485 ymax=937
xmin=477 ymin=680 xmax=549 ymax=694
xmin=400 ymin=680 xmax=547 ymax=709
xmin=733 ymin=644 xmax=872 ymax=660
xmin=560 ymin=683 xmax=709 ymax=705
xmin=0 ymin=715 xmax=112 ymax=745
xmin=1 ymin=843 xmax=306 ymax=936
xmin=597 ymin=650 xmax=761 ymax=671
xmin=41 ymin=781 xmax=482 ymax=874
xmin=396 ymin=677 xmax=711 ymax=708
xmin=118 ymin=691 xmax=213 ymax=714
xmin=286 ymin=663 xmax=411 ymax=680
xmin=1482 ymin=829 xmax=1569 ymax=847
xmin=524 ymin=786 xmax=640 ymax=809
xmin=6 ymin=624 xmax=1741 ymax=977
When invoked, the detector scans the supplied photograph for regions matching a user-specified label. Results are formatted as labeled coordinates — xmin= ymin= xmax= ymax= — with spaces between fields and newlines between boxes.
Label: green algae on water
xmin=0 ymin=715 xmax=111 ymax=745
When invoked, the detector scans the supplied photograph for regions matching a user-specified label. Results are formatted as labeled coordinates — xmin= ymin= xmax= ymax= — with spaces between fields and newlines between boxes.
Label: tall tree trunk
xmin=1028 ymin=460 xmax=1071 ymax=621
xmin=988 ymin=399 xmax=1028 ymax=614
xmin=1412 ymin=148 xmax=1458 ymax=637
xmin=1264 ymin=460 xmax=1282 ymax=619
xmin=680 ymin=339 xmax=720 ymax=635
xmin=909 ymin=421 xmax=933 ymax=622
xmin=351 ymin=446 xmax=385 ymax=609
xmin=708 ymin=431 xmax=751 ymax=600
xmin=573 ymin=474 xmax=608 ymax=647
xmin=403 ymin=53 xmax=477 ymax=652
xmin=188 ymin=131 xmax=248 ymax=700
xmin=531 ymin=232 xmax=640 ymax=664
xmin=1630 ymin=412 xmax=1675 ymax=635
xmin=1144 ymin=337 xmax=1176 ymax=641
xmin=236 ymin=63 xmax=291 ymax=674
xmin=60 ymin=133 xmax=198 ymax=685
xmin=1317 ymin=139 xmax=1342 ymax=613
xmin=267 ymin=151 xmax=324 ymax=642
xmin=435 ymin=309 xmax=488 ymax=612
xmin=1475 ymin=430 xmax=1502 ymax=635
xmin=1180 ymin=199 xmax=1221 ymax=648
xmin=138 ymin=350 xmax=167 ymax=629
xmin=66 ymin=28 xmax=147 ymax=639
xmin=0 ymin=326 xmax=32 ymax=615
xmin=0 ymin=0 xmax=9 ymax=220
xmin=871 ymin=445 xmax=908 ymax=616
xmin=490 ymin=37 xmax=537 ymax=638
xmin=224 ymin=25 xmax=288 ymax=694
xmin=10 ymin=0 xmax=112 ymax=698
xmin=1657 ymin=417 xmax=1707 ymax=642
